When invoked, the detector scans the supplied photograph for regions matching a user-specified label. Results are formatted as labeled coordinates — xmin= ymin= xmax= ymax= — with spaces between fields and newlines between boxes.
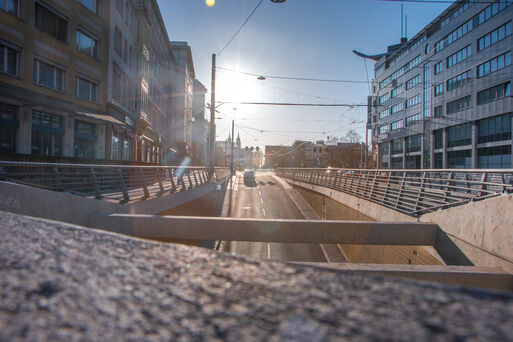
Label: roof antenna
xmin=401 ymin=4 xmax=404 ymax=39
xmin=405 ymin=14 xmax=408 ymax=38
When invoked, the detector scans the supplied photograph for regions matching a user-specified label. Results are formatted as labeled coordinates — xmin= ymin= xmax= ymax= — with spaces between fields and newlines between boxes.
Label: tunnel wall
xmin=287 ymin=179 xmax=513 ymax=273
xmin=290 ymin=184 xmax=442 ymax=266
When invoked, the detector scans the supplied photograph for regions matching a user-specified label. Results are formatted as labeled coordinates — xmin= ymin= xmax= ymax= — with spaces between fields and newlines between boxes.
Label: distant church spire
xmin=236 ymin=132 xmax=241 ymax=148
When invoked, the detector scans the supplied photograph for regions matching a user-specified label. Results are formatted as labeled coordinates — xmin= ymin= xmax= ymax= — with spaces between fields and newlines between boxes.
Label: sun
xmin=206 ymin=0 xmax=215 ymax=7
xmin=217 ymin=72 xmax=262 ymax=105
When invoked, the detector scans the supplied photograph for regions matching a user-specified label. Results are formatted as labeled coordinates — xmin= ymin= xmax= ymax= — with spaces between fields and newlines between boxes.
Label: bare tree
xmin=341 ymin=129 xmax=362 ymax=144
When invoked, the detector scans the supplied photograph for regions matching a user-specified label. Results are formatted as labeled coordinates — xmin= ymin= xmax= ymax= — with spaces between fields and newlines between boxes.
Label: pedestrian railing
xmin=276 ymin=167 xmax=513 ymax=216
xmin=0 ymin=161 xmax=230 ymax=203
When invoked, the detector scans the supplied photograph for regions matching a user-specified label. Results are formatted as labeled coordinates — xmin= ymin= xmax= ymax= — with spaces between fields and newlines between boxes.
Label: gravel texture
xmin=1 ymin=210 xmax=512 ymax=341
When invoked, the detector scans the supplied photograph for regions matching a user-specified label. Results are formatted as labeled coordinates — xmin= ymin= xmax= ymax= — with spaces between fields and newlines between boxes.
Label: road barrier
xmin=276 ymin=167 xmax=513 ymax=216
xmin=0 ymin=161 xmax=230 ymax=203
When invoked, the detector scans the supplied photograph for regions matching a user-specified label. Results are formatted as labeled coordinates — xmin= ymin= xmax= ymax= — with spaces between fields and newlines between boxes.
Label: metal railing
xmin=276 ymin=167 xmax=513 ymax=216
xmin=0 ymin=161 xmax=230 ymax=203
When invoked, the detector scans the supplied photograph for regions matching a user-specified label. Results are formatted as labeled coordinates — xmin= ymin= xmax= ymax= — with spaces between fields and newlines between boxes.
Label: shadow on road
xmin=244 ymin=180 xmax=258 ymax=187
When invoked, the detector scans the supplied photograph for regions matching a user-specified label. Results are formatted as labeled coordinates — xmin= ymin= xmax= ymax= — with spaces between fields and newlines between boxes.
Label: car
xmin=243 ymin=169 xmax=255 ymax=183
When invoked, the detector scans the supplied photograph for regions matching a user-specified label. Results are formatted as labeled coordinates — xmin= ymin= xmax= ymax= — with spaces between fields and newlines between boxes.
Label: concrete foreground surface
xmin=1 ymin=211 xmax=513 ymax=341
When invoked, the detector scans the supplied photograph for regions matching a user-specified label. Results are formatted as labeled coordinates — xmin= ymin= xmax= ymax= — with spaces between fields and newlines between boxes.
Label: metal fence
xmin=0 ymin=161 xmax=230 ymax=203
xmin=276 ymin=168 xmax=513 ymax=216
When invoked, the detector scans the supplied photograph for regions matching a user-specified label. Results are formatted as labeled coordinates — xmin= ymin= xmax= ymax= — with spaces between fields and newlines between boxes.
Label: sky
xmin=157 ymin=0 xmax=451 ymax=149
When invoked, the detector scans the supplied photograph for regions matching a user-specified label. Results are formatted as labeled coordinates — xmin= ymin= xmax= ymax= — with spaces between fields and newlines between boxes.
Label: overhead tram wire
xmin=216 ymin=66 xmax=371 ymax=84
xmin=216 ymin=101 xmax=369 ymax=107
xmin=217 ymin=0 xmax=265 ymax=56
xmin=378 ymin=0 xmax=503 ymax=4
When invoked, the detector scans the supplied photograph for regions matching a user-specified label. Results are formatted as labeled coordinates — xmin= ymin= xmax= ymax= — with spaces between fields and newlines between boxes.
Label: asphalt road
xmin=222 ymin=172 xmax=326 ymax=262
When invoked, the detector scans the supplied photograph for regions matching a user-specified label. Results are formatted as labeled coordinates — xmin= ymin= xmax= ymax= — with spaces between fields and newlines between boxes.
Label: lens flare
xmin=206 ymin=0 xmax=215 ymax=7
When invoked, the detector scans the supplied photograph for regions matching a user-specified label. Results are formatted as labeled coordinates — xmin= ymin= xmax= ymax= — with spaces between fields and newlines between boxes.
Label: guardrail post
xmin=138 ymin=168 xmax=150 ymax=198
xmin=168 ymin=168 xmax=177 ymax=193
xmin=478 ymin=172 xmax=487 ymax=198
xmin=117 ymin=168 xmax=130 ymax=203
xmin=156 ymin=168 xmax=165 ymax=194
xmin=187 ymin=170 xmax=193 ymax=189
xmin=53 ymin=167 xmax=64 ymax=192
xmin=394 ymin=172 xmax=406 ymax=209
xmin=90 ymin=168 xmax=102 ymax=199
xmin=192 ymin=170 xmax=199 ymax=186
xmin=443 ymin=171 xmax=454 ymax=203
xmin=368 ymin=172 xmax=377 ymax=200
xmin=414 ymin=172 xmax=426 ymax=212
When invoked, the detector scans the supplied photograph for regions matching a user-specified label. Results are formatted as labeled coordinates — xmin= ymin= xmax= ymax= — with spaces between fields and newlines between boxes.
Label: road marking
xmin=262 ymin=208 xmax=266 ymax=216
xmin=242 ymin=206 xmax=252 ymax=210
xmin=258 ymin=190 xmax=262 ymax=196
xmin=260 ymin=197 xmax=263 ymax=204
xmin=267 ymin=244 xmax=271 ymax=259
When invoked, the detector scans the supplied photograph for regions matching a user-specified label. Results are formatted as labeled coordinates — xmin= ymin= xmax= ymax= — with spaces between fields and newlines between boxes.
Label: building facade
xmin=191 ymin=79 xmax=209 ymax=166
xmin=0 ymin=0 xmax=111 ymax=160
xmin=0 ymin=0 xmax=188 ymax=165
xmin=367 ymin=0 xmax=512 ymax=169
xmin=170 ymin=41 xmax=194 ymax=155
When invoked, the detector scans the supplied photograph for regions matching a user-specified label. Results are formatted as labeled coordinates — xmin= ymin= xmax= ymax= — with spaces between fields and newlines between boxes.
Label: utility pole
xmin=209 ymin=54 xmax=216 ymax=168
xmin=230 ymin=120 xmax=235 ymax=175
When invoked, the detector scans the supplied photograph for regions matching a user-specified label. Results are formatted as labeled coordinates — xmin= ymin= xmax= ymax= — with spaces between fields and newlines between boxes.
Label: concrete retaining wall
xmin=0 ymin=181 xmax=219 ymax=228
xmin=287 ymin=179 xmax=513 ymax=273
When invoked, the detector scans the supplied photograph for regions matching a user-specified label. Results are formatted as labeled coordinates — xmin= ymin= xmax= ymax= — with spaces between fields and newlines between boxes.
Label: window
xmin=477 ymin=51 xmax=511 ymax=78
xmin=112 ymin=67 xmax=122 ymax=102
xmin=477 ymin=82 xmax=511 ymax=105
xmin=436 ymin=19 xmax=474 ymax=54
xmin=447 ymin=150 xmax=472 ymax=169
xmin=423 ymin=63 xmax=431 ymax=118
xmin=406 ymin=113 xmax=421 ymax=126
xmin=391 ymin=119 xmax=404 ymax=131
xmin=375 ymin=64 xmax=385 ymax=78
xmin=447 ymin=70 xmax=471 ymax=91
xmin=74 ymin=121 xmax=96 ymax=159
xmin=114 ymin=26 xmax=122 ymax=57
xmin=434 ymin=62 xmax=443 ymax=74
xmin=434 ymin=105 xmax=443 ymax=118
xmin=76 ymin=29 xmax=100 ymax=59
xmin=406 ymin=94 xmax=421 ymax=108
xmin=478 ymin=113 xmax=512 ymax=144
xmin=434 ymin=83 xmax=444 ymax=96
xmin=379 ymin=92 xmax=390 ymax=104
xmin=123 ymin=138 xmax=131 ymax=161
xmin=111 ymin=131 xmax=120 ymax=160
xmin=478 ymin=145 xmax=511 ymax=169
xmin=391 ymin=139 xmax=403 ymax=154
xmin=434 ymin=153 xmax=443 ymax=168
xmin=434 ymin=129 xmax=444 ymax=149
xmin=476 ymin=0 xmax=513 ymax=27
xmin=478 ymin=22 xmax=512 ymax=51
xmin=391 ymin=102 xmax=404 ymax=114
xmin=391 ymin=84 xmax=404 ymax=98
xmin=0 ymin=0 xmax=18 ymax=16
xmin=78 ymin=0 xmax=99 ymax=15
xmin=447 ymin=45 xmax=472 ymax=68
xmin=440 ymin=0 xmax=475 ymax=29
xmin=31 ymin=111 xmax=64 ymax=156
xmin=34 ymin=3 xmax=68 ymax=43
xmin=76 ymin=76 xmax=98 ymax=102
xmin=32 ymin=58 xmax=65 ymax=91
xmin=379 ymin=108 xmax=391 ymax=119
xmin=0 ymin=102 xmax=18 ymax=153
xmin=447 ymin=123 xmax=472 ymax=147
xmin=447 ymin=95 xmax=471 ymax=114
xmin=406 ymin=134 xmax=421 ymax=153
xmin=0 ymin=42 xmax=19 ymax=76
xmin=406 ymin=74 xmax=420 ymax=90
xmin=379 ymin=125 xmax=389 ymax=134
